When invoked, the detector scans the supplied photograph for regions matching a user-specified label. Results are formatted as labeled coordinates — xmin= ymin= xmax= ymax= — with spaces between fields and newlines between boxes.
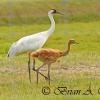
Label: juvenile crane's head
xmin=63 ymin=39 xmax=79 ymax=56
xmin=48 ymin=9 xmax=64 ymax=15
xmin=68 ymin=39 xmax=79 ymax=45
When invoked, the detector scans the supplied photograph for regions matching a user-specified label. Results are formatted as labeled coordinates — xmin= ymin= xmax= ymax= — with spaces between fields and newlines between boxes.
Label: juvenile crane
xmin=7 ymin=9 xmax=63 ymax=82
xmin=31 ymin=39 xmax=78 ymax=85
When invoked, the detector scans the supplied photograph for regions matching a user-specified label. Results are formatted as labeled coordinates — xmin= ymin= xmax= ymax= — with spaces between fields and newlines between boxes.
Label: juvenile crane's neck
xmin=45 ymin=13 xmax=55 ymax=38
xmin=63 ymin=43 xmax=71 ymax=56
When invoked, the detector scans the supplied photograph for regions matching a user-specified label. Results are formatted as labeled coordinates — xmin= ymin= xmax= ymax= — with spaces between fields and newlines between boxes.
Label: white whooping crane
xmin=7 ymin=9 xmax=63 ymax=82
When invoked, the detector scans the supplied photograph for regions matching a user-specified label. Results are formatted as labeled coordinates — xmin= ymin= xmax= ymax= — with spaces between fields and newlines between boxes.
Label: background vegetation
xmin=0 ymin=0 xmax=100 ymax=100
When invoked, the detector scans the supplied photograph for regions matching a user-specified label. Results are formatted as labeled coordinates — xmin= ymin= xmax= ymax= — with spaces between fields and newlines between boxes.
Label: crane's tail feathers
xmin=7 ymin=42 xmax=17 ymax=58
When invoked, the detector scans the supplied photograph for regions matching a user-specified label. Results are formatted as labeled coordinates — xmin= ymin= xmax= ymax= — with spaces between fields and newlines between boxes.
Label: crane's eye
xmin=51 ymin=9 xmax=56 ymax=13
xmin=53 ymin=10 xmax=56 ymax=13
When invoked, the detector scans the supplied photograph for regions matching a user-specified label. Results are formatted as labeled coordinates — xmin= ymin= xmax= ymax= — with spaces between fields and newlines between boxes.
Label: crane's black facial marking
xmin=51 ymin=9 xmax=57 ymax=14
xmin=50 ymin=9 xmax=63 ymax=15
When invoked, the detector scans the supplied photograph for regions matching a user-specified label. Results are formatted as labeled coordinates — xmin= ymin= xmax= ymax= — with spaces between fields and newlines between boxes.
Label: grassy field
xmin=0 ymin=0 xmax=100 ymax=25
xmin=0 ymin=0 xmax=100 ymax=100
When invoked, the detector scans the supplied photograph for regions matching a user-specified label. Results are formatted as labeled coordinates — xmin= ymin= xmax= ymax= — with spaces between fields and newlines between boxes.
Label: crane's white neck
xmin=45 ymin=12 xmax=55 ymax=38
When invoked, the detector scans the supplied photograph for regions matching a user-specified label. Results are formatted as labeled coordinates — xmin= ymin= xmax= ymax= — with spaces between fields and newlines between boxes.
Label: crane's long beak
xmin=56 ymin=11 xmax=64 ymax=15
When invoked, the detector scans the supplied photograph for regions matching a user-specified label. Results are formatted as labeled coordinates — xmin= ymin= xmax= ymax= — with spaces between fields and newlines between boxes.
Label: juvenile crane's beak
xmin=75 ymin=42 xmax=79 ymax=44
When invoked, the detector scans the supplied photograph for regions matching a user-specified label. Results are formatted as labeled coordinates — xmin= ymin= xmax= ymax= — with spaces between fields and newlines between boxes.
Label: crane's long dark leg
xmin=28 ymin=53 xmax=31 ymax=83
xmin=48 ymin=63 xmax=51 ymax=85
xmin=32 ymin=59 xmax=35 ymax=71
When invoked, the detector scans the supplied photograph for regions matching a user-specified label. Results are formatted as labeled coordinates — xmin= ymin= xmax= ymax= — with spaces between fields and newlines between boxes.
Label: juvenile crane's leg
xmin=32 ymin=59 xmax=39 ymax=84
xmin=36 ymin=63 xmax=48 ymax=84
xmin=36 ymin=71 xmax=39 ymax=84
xmin=48 ymin=63 xmax=51 ymax=85
xmin=32 ymin=61 xmax=48 ymax=80
xmin=36 ymin=68 xmax=49 ymax=84
xmin=28 ymin=53 xmax=31 ymax=83
xmin=36 ymin=63 xmax=46 ymax=71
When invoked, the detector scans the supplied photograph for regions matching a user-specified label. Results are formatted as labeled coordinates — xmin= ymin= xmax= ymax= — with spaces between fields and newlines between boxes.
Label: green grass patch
xmin=0 ymin=21 xmax=100 ymax=100
xmin=0 ymin=0 xmax=100 ymax=99
xmin=0 ymin=0 xmax=100 ymax=25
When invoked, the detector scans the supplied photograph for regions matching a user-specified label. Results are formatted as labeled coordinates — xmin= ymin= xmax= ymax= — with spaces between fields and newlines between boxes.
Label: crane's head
xmin=68 ymin=39 xmax=79 ymax=45
xmin=49 ymin=9 xmax=64 ymax=15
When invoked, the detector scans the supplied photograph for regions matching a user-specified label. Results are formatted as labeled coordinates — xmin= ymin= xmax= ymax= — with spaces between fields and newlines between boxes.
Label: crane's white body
xmin=8 ymin=10 xmax=55 ymax=58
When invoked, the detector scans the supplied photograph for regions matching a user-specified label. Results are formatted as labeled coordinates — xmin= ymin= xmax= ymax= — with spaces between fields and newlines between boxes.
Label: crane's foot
xmin=45 ymin=76 xmax=49 ymax=81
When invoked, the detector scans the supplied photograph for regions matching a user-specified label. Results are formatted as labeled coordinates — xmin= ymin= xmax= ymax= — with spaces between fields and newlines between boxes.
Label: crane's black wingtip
xmin=7 ymin=54 xmax=9 ymax=57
